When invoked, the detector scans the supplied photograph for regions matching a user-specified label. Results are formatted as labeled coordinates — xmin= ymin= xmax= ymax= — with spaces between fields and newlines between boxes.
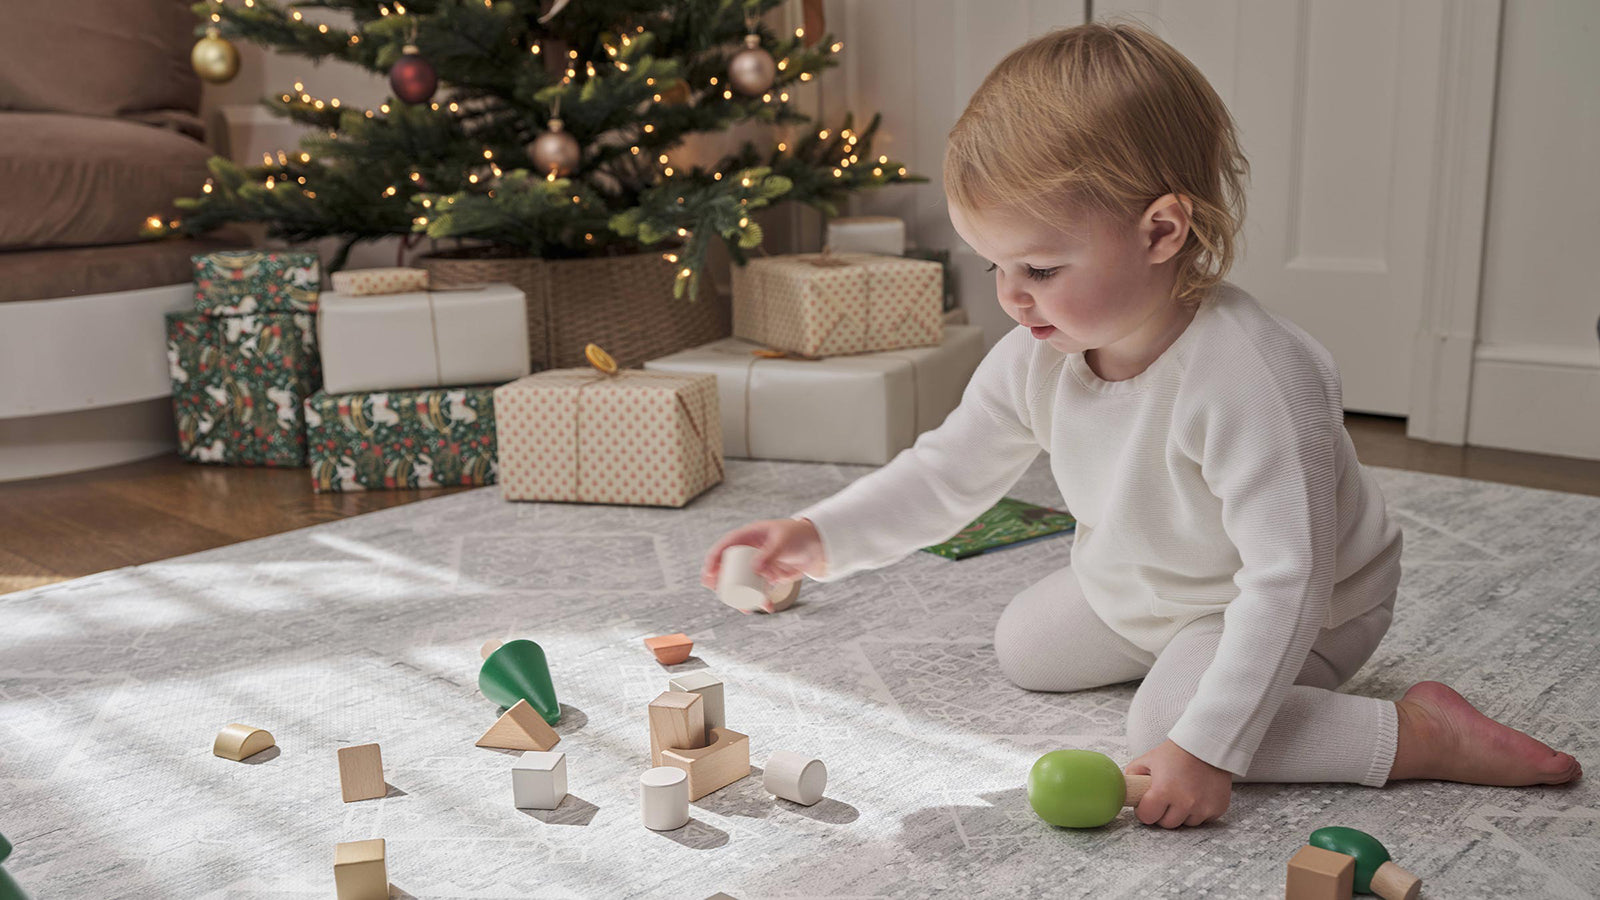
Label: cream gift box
xmin=643 ymin=325 xmax=986 ymax=466
xmin=317 ymin=284 xmax=531 ymax=394
xmin=730 ymin=252 xmax=943 ymax=358
xmin=825 ymin=215 xmax=905 ymax=256
xmin=494 ymin=368 xmax=724 ymax=507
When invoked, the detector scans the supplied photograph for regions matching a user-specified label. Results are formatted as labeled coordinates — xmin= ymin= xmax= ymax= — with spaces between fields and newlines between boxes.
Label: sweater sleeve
xmin=792 ymin=328 xmax=1044 ymax=583
xmin=1164 ymin=344 xmax=1342 ymax=776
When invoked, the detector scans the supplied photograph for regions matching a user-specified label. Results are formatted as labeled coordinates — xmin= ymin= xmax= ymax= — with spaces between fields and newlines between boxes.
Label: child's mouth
xmin=1030 ymin=325 xmax=1056 ymax=339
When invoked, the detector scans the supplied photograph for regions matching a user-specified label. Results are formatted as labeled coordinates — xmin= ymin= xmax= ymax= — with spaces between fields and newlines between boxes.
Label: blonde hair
xmin=944 ymin=21 xmax=1249 ymax=305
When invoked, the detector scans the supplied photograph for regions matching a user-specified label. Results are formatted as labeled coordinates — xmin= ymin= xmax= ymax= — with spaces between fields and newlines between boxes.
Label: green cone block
xmin=1027 ymin=749 xmax=1125 ymax=828
xmin=479 ymin=639 xmax=560 ymax=724
xmin=1309 ymin=826 xmax=1390 ymax=894
xmin=0 ymin=831 xmax=30 ymax=900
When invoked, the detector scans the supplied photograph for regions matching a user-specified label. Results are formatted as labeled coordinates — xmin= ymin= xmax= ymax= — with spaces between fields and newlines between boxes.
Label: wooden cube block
xmin=660 ymin=726 xmax=750 ymax=800
xmin=337 ymin=743 xmax=386 ymax=803
xmin=213 ymin=723 xmax=275 ymax=761
xmin=511 ymin=750 xmax=568 ymax=810
xmin=1287 ymin=844 xmax=1355 ymax=900
xmin=477 ymin=698 xmax=560 ymax=752
xmin=644 ymin=633 xmax=694 ymax=665
xmin=668 ymin=671 xmax=725 ymax=735
xmin=648 ymin=691 xmax=705 ymax=766
xmin=334 ymin=838 xmax=388 ymax=900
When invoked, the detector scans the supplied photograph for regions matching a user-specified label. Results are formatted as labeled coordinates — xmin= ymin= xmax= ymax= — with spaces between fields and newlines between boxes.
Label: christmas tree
xmin=165 ymin=0 xmax=922 ymax=297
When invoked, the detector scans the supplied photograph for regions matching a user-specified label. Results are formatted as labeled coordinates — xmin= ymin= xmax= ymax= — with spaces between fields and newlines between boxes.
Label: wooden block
xmin=1372 ymin=860 xmax=1422 ymax=900
xmin=337 ymin=743 xmax=386 ymax=803
xmin=511 ymin=750 xmax=568 ymax=810
xmin=477 ymin=698 xmax=561 ymax=751
xmin=480 ymin=638 xmax=503 ymax=659
xmin=660 ymin=726 xmax=750 ymax=800
xmin=764 ymin=749 xmax=827 ymax=805
xmin=334 ymin=838 xmax=388 ymax=900
xmin=649 ymin=691 xmax=705 ymax=766
xmin=644 ymin=633 xmax=694 ymax=665
xmin=1287 ymin=844 xmax=1355 ymax=900
xmin=212 ymin=723 xmax=275 ymax=761
xmin=668 ymin=670 xmax=725 ymax=735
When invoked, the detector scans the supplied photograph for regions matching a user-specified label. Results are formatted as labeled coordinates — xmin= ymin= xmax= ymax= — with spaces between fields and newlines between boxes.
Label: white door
xmin=1094 ymin=0 xmax=1499 ymax=417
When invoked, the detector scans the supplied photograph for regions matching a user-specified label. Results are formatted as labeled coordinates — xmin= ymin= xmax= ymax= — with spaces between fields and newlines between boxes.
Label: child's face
xmin=949 ymin=198 xmax=1187 ymax=357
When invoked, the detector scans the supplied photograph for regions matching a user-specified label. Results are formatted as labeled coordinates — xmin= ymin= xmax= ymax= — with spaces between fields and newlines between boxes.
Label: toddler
xmin=702 ymin=22 xmax=1581 ymax=829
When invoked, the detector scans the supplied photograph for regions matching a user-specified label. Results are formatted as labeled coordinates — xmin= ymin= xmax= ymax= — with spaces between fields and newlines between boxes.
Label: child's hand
xmin=1123 ymin=739 xmax=1232 ymax=828
xmin=700 ymin=518 xmax=827 ymax=597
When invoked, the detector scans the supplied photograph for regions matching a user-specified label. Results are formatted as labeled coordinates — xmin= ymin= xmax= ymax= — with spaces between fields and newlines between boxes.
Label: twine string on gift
xmin=425 ymin=292 xmax=445 ymax=387
xmin=568 ymin=371 xmax=723 ymax=502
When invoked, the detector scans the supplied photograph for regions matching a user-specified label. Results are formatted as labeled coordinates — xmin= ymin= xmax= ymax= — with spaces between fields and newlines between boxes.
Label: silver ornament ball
xmin=530 ymin=118 xmax=581 ymax=177
xmin=729 ymin=34 xmax=776 ymax=97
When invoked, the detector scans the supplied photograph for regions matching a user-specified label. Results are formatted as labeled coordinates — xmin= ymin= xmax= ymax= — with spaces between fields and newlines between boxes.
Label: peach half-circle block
xmin=213 ymin=723 xmax=275 ymax=761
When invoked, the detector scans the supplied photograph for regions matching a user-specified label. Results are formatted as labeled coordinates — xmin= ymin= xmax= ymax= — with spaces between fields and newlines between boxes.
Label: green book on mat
xmin=921 ymin=497 xmax=1076 ymax=560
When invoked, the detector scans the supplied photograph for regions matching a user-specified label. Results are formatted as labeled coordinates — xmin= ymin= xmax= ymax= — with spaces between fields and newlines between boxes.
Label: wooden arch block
xmin=213 ymin=723 xmax=275 ymax=761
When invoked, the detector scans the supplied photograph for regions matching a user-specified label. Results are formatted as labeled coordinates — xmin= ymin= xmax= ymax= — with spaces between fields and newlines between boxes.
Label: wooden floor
xmin=3 ymin=414 xmax=1598 ymax=597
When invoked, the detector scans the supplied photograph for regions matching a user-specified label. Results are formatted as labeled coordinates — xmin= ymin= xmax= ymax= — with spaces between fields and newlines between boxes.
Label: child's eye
xmin=984 ymin=262 xmax=1059 ymax=281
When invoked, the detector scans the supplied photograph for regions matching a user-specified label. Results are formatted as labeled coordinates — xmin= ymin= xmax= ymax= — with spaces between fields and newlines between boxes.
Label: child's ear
xmin=1141 ymin=192 xmax=1193 ymax=264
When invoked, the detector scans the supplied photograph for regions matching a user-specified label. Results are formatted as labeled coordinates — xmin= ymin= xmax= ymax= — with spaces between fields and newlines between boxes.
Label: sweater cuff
xmin=1166 ymin=720 xmax=1254 ymax=778
xmin=790 ymin=513 xmax=847 ymax=584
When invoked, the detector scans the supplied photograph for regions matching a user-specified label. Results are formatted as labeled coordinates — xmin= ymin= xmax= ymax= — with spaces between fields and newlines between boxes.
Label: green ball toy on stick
xmin=1308 ymin=827 xmax=1421 ymax=899
xmin=1027 ymin=749 xmax=1151 ymax=828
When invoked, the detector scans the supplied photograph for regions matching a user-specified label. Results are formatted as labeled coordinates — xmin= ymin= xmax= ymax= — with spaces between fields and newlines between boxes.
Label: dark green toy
xmin=0 ymin=831 xmax=32 ymax=900
xmin=1308 ymin=826 xmax=1421 ymax=899
xmin=479 ymin=639 xmax=560 ymax=724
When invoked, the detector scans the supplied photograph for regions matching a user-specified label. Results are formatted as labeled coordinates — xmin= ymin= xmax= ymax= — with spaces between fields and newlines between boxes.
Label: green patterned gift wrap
xmin=192 ymin=250 xmax=320 ymax=315
xmin=164 ymin=310 xmax=320 ymax=466
xmin=921 ymin=497 xmax=1077 ymax=560
xmin=305 ymin=386 xmax=498 ymax=492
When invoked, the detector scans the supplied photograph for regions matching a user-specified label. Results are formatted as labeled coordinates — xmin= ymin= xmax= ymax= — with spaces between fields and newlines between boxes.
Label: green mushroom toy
xmin=0 ymin=831 xmax=31 ymax=900
xmin=1027 ymin=749 xmax=1151 ymax=828
xmin=1309 ymin=826 xmax=1421 ymax=899
xmin=479 ymin=639 xmax=561 ymax=725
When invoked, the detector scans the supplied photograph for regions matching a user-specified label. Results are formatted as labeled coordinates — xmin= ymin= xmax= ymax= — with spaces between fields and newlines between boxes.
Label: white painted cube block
xmin=511 ymin=751 xmax=568 ymax=810
xmin=668 ymin=670 xmax=725 ymax=735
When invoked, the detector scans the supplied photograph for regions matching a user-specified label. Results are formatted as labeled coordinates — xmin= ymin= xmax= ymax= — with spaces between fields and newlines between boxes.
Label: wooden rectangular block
xmin=1287 ymin=844 xmax=1355 ymax=900
xmin=669 ymin=671 xmax=725 ymax=735
xmin=334 ymin=838 xmax=388 ymax=900
xmin=660 ymin=726 xmax=750 ymax=800
xmin=337 ymin=743 xmax=386 ymax=803
xmin=649 ymin=691 xmax=705 ymax=766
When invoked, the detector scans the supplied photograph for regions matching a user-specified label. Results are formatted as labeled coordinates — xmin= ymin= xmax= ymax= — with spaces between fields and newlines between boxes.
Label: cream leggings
xmin=994 ymin=564 xmax=1399 ymax=787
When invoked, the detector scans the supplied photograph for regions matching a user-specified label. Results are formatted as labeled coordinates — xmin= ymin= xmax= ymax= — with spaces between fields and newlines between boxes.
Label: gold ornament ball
xmin=729 ymin=34 xmax=776 ymax=96
xmin=530 ymin=119 xmax=580 ymax=177
xmin=191 ymin=29 xmax=240 ymax=84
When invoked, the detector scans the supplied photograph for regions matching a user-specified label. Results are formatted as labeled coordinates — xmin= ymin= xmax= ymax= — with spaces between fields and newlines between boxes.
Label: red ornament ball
xmin=389 ymin=44 xmax=437 ymax=105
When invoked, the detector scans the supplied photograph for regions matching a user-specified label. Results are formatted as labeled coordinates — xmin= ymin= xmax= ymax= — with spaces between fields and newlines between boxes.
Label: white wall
xmin=1467 ymin=0 xmax=1600 ymax=460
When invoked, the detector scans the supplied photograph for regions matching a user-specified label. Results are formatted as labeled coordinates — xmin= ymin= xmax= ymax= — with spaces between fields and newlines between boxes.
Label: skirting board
xmin=1467 ymin=343 xmax=1600 ymax=460
xmin=0 ymin=397 xmax=176 ymax=482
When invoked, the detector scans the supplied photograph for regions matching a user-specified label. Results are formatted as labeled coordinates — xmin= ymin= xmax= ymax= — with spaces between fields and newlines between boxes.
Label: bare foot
xmin=1389 ymin=681 xmax=1583 ymax=786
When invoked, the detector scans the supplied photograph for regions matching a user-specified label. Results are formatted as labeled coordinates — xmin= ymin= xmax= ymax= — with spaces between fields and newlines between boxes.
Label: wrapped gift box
xmin=318 ymin=285 xmax=531 ymax=394
xmin=495 ymin=369 xmax=723 ymax=507
xmin=193 ymin=250 xmax=320 ymax=315
xmin=305 ymin=386 xmax=498 ymax=492
xmin=825 ymin=215 xmax=905 ymax=256
xmin=165 ymin=309 xmax=320 ymax=465
xmin=329 ymin=267 xmax=429 ymax=296
xmin=731 ymin=252 xmax=943 ymax=357
xmin=643 ymin=325 xmax=986 ymax=466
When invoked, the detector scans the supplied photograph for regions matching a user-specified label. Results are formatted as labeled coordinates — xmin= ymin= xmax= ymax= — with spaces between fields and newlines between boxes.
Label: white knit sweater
xmin=793 ymin=283 xmax=1404 ymax=775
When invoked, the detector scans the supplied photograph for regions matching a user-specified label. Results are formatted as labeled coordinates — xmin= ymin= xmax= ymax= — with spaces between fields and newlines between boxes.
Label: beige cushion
xmin=0 ymin=234 xmax=250 ymax=304
xmin=0 ymin=112 xmax=214 ymax=249
xmin=0 ymin=0 xmax=201 ymax=118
